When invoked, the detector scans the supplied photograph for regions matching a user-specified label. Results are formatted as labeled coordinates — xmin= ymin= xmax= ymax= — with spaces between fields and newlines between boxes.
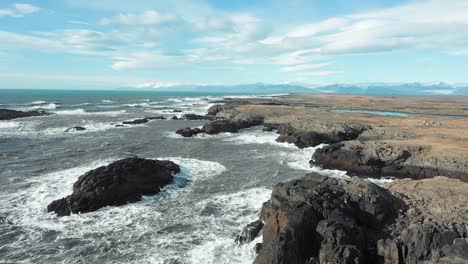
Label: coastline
xmin=178 ymin=93 xmax=468 ymax=263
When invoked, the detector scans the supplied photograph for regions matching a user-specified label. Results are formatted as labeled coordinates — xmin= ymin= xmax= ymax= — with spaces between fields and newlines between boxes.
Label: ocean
xmin=0 ymin=89 xmax=357 ymax=263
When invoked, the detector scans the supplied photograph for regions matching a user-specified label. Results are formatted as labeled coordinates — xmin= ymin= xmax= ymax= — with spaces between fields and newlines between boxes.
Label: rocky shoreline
xmin=172 ymin=94 xmax=467 ymax=263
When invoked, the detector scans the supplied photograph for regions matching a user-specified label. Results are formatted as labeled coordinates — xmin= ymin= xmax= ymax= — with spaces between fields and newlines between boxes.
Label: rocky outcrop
xmin=247 ymin=174 xmax=468 ymax=264
xmin=47 ymin=157 xmax=180 ymax=216
xmin=311 ymin=141 xmax=468 ymax=182
xmin=275 ymin=122 xmax=369 ymax=148
xmin=207 ymin=104 xmax=236 ymax=116
xmin=182 ymin=114 xmax=215 ymax=121
xmin=146 ymin=116 xmax=166 ymax=120
xmin=176 ymin=127 xmax=204 ymax=137
xmin=65 ymin=126 xmax=86 ymax=132
xmin=236 ymin=220 xmax=264 ymax=245
xmin=0 ymin=109 xmax=47 ymax=120
xmin=175 ymin=110 xmax=264 ymax=137
xmin=123 ymin=118 xmax=149 ymax=125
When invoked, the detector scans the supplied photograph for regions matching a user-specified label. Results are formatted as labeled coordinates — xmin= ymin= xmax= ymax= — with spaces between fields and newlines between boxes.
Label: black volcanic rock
xmin=146 ymin=116 xmax=166 ymax=120
xmin=275 ymin=123 xmax=368 ymax=148
xmin=202 ymin=120 xmax=239 ymax=134
xmin=207 ymin=104 xmax=235 ymax=116
xmin=311 ymin=141 xmax=468 ymax=182
xmin=182 ymin=114 xmax=215 ymax=121
xmin=176 ymin=127 xmax=204 ymax=137
xmin=0 ymin=109 xmax=47 ymax=120
xmin=248 ymin=175 xmax=468 ymax=264
xmin=123 ymin=118 xmax=149 ymax=125
xmin=47 ymin=157 xmax=180 ymax=216
xmin=236 ymin=220 xmax=264 ymax=245
xmin=65 ymin=126 xmax=86 ymax=132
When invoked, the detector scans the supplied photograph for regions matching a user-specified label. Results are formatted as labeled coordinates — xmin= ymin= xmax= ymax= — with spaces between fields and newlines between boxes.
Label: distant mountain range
xmin=124 ymin=82 xmax=468 ymax=96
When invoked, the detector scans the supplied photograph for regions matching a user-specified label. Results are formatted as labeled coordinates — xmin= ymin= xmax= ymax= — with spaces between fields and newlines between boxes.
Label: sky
xmin=0 ymin=0 xmax=468 ymax=89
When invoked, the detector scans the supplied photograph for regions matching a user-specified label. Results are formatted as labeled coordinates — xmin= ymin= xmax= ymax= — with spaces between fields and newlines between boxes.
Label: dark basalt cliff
xmin=244 ymin=174 xmax=468 ymax=264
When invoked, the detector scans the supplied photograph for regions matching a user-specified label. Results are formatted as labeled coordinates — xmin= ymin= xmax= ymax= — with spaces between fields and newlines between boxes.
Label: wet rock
xmin=64 ymin=126 xmax=86 ymax=132
xmin=207 ymin=104 xmax=235 ymax=116
xmin=47 ymin=157 xmax=180 ymax=217
xmin=251 ymin=175 xmax=468 ymax=264
xmin=0 ymin=109 xmax=48 ymax=120
xmin=171 ymin=116 xmax=179 ymax=120
xmin=146 ymin=116 xmax=166 ymax=120
xmin=202 ymin=120 xmax=239 ymax=134
xmin=182 ymin=114 xmax=215 ymax=121
xmin=176 ymin=127 xmax=204 ymax=137
xmin=275 ymin=123 xmax=368 ymax=148
xmin=122 ymin=118 xmax=149 ymax=125
xmin=236 ymin=220 xmax=264 ymax=245
xmin=253 ymin=174 xmax=403 ymax=264
xmin=172 ymin=110 xmax=183 ymax=113
xmin=311 ymin=141 xmax=468 ymax=181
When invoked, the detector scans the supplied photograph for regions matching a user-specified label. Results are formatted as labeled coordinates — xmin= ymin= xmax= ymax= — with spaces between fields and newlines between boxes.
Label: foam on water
xmin=101 ymin=99 xmax=114 ymax=103
xmin=53 ymin=109 xmax=126 ymax=116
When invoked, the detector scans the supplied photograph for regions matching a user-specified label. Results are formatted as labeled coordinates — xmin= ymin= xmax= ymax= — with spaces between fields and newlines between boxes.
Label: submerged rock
xmin=64 ymin=126 xmax=86 ymax=132
xmin=122 ymin=118 xmax=149 ymax=125
xmin=0 ymin=109 xmax=48 ymax=120
xmin=47 ymin=157 xmax=180 ymax=216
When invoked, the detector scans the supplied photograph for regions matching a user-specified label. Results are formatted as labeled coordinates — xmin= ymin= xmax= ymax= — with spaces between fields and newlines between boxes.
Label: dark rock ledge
xmin=311 ymin=141 xmax=468 ymax=182
xmin=242 ymin=174 xmax=468 ymax=264
xmin=47 ymin=157 xmax=180 ymax=216
xmin=176 ymin=108 xmax=264 ymax=137
xmin=0 ymin=109 xmax=48 ymax=120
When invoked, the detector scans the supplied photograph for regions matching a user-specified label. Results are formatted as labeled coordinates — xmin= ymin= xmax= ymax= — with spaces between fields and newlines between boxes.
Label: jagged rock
xmin=0 ymin=109 xmax=48 ymax=120
xmin=235 ymin=220 xmax=264 ymax=245
xmin=216 ymin=110 xmax=264 ymax=129
xmin=122 ymin=118 xmax=149 ymax=125
xmin=202 ymin=120 xmax=239 ymax=134
xmin=207 ymin=104 xmax=235 ymax=116
xmin=249 ymin=175 xmax=468 ymax=264
xmin=146 ymin=116 xmax=166 ymax=120
xmin=172 ymin=110 xmax=183 ymax=113
xmin=65 ymin=126 xmax=86 ymax=132
xmin=182 ymin=114 xmax=215 ymax=121
xmin=275 ymin=123 xmax=368 ymax=148
xmin=176 ymin=127 xmax=204 ymax=137
xmin=171 ymin=116 xmax=179 ymax=120
xmin=47 ymin=157 xmax=180 ymax=217
xmin=311 ymin=141 xmax=468 ymax=182
xmin=252 ymin=175 xmax=404 ymax=264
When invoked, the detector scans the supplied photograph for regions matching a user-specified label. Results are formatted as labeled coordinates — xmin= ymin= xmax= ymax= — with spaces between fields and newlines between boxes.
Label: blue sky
xmin=1 ymin=0 xmax=468 ymax=89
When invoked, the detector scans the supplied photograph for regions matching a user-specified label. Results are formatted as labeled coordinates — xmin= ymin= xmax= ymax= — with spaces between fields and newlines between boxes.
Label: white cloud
xmin=280 ymin=62 xmax=331 ymax=72
xmin=100 ymin=10 xmax=179 ymax=25
xmin=0 ymin=3 xmax=40 ymax=17
xmin=298 ymin=70 xmax=342 ymax=77
xmin=14 ymin=3 xmax=40 ymax=14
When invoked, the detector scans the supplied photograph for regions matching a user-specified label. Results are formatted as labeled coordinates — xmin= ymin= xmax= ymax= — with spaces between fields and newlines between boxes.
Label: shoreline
xmin=174 ymin=93 xmax=468 ymax=263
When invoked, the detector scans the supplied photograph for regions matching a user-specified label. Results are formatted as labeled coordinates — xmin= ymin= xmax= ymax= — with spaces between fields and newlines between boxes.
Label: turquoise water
xmin=332 ymin=109 xmax=409 ymax=117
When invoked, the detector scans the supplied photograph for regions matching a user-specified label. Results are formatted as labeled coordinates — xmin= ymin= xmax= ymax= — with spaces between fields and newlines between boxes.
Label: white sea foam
xmin=167 ymin=98 xmax=183 ymax=103
xmin=101 ymin=99 xmax=114 ymax=103
xmin=2 ymin=157 xmax=227 ymax=235
xmin=189 ymin=187 xmax=271 ymax=264
xmin=30 ymin=102 xmax=58 ymax=110
xmin=0 ymin=120 xmax=20 ymax=129
xmin=30 ymin=100 xmax=48 ymax=105
xmin=53 ymin=109 xmax=126 ymax=116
